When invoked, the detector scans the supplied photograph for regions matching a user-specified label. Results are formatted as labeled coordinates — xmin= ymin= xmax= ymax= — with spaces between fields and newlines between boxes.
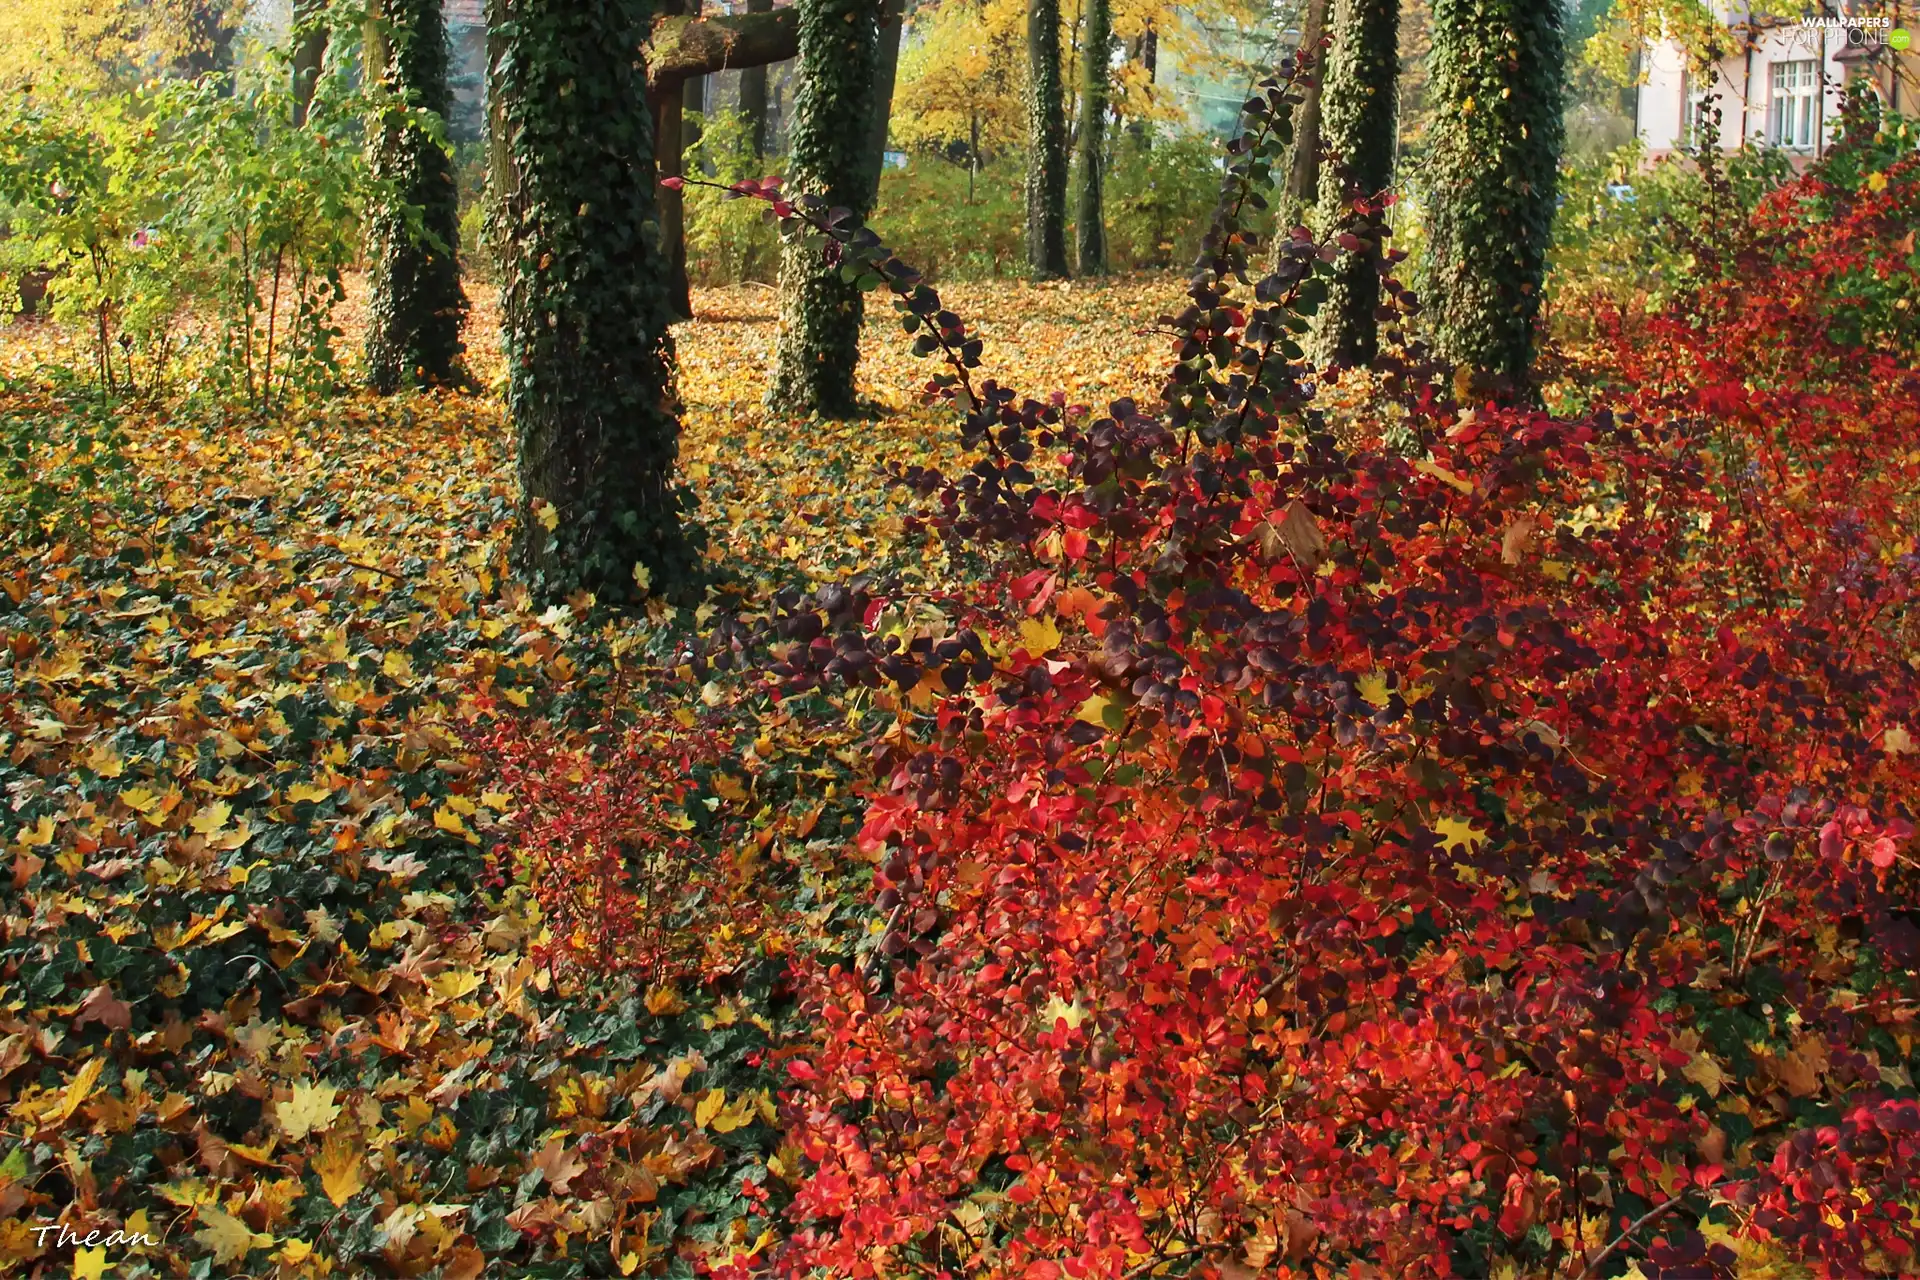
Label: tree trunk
xmin=1279 ymin=0 xmax=1328 ymax=231
xmin=1313 ymin=0 xmax=1398 ymax=367
xmin=1025 ymin=0 xmax=1070 ymax=279
xmin=655 ymin=88 xmax=695 ymax=320
xmin=865 ymin=4 xmax=904 ymax=207
xmin=1127 ymin=24 xmax=1156 ymax=148
xmin=769 ymin=0 xmax=882 ymax=418
xmin=488 ymin=0 xmax=697 ymax=601
xmin=738 ymin=0 xmax=773 ymax=155
xmin=366 ymin=0 xmax=468 ymax=393
xmin=652 ymin=2 xmax=695 ymax=322
xmin=1425 ymin=0 xmax=1565 ymax=392
xmin=292 ymin=0 xmax=329 ymax=126
xmin=1075 ymin=0 xmax=1111 ymax=275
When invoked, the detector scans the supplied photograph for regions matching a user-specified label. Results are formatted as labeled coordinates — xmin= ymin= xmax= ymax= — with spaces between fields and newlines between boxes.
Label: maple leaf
xmin=312 ymin=1130 xmax=364 ymax=1207
xmin=532 ymin=1137 xmax=587 ymax=1193
xmin=275 ymin=1081 xmax=341 ymax=1142
xmin=194 ymin=1207 xmax=270 ymax=1265
xmin=71 ymin=984 xmax=132 ymax=1033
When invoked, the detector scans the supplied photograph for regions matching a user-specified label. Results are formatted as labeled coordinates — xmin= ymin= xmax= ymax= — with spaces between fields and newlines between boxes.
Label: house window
xmin=1681 ymin=70 xmax=1714 ymax=148
xmin=1767 ymin=59 xmax=1818 ymax=149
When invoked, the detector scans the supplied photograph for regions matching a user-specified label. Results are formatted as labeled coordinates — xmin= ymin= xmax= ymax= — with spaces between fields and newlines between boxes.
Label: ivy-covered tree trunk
xmin=487 ymin=0 xmax=698 ymax=601
xmin=768 ymin=0 xmax=880 ymax=418
xmin=1075 ymin=0 xmax=1111 ymax=275
xmin=738 ymin=0 xmax=774 ymax=157
xmin=1313 ymin=0 xmax=1398 ymax=367
xmin=1279 ymin=0 xmax=1329 ymax=232
xmin=1424 ymin=0 xmax=1565 ymax=389
xmin=1025 ymin=0 xmax=1070 ymax=279
xmin=365 ymin=0 xmax=467 ymax=393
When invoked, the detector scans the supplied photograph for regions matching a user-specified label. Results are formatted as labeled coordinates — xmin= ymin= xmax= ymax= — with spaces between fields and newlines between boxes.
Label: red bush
xmin=706 ymin=84 xmax=1920 ymax=1279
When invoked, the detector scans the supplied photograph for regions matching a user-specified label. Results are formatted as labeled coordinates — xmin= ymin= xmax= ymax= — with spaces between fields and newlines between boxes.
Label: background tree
xmin=768 ymin=0 xmax=881 ymax=417
xmin=291 ymin=0 xmax=329 ymax=127
xmin=1025 ymin=0 xmax=1069 ymax=279
xmin=1279 ymin=0 xmax=1327 ymax=231
xmin=1075 ymin=0 xmax=1111 ymax=275
xmin=1424 ymin=0 xmax=1565 ymax=389
xmin=889 ymin=0 xmax=1024 ymax=203
xmin=487 ymin=0 xmax=697 ymax=600
xmin=365 ymin=0 xmax=466 ymax=392
xmin=1313 ymin=0 xmax=1397 ymax=366
xmin=865 ymin=1 xmax=906 ymax=206
xmin=739 ymin=0 xmax=774 ymax=157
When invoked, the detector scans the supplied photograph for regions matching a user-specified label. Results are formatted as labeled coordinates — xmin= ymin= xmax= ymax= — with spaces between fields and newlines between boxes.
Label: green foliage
xmin=1024 ymin=0 xmax=1070 ymax=279
xmin=1549 ymin=139 xmax=1791 ymax=330
xmin=1314 ymin=0 xmax=1400 ymax=365
xmin=1423 ymin=0 xmax=1566 ymax=389
xmin=685 ymin=109 xmax=781 ymax=286
xmin=870 ymin=157 xmax=1028 ymax=281
xmin=768 ymin=0 xmax=881 ymax=418
xmin=489 ymin=0 xmax=700 ymax=603
xmin=0 ymin=64 xmax=371 ymax=408
xmin=364 ymin=0 xmax=467 ymax=394
xmin=1105 ymin=133 xmax=1233 ymax=271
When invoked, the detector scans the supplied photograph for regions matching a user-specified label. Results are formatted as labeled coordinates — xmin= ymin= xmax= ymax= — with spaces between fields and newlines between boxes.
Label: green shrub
xmin=0 ymin=61 xmax=381 ymax=408
xmin=684 ymin=109 xmax=782 ymax=286
xmin=1104 ymin=132 xmax=1236 ymax=271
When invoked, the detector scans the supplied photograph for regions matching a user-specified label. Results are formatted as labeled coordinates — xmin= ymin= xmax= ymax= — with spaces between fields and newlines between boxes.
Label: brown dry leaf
xmin=71 ymin=985 xmax=132 ymax=1033
xmin=1501 ymin=515 xmax=1537 ymax=565
xmin=532 ymin=1137 xmax=587 ymax=1194
xmin=1275 ymin=499 xmax=1328 ymax=569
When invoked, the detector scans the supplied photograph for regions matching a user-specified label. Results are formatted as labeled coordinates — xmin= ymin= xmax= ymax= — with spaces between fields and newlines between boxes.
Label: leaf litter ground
xmin=0 ymin=277 xmax=1173 ymax=1278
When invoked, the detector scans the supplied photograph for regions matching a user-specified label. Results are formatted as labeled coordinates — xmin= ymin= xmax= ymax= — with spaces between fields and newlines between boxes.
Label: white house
xmin=1636 ymin=2 xmax=1918 ymax=163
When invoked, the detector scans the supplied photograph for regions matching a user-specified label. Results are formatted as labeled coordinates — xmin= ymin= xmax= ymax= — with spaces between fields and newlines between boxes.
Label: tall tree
xmin=291 ymin=0 xmax=329 ymax=126
xmin=1025 ymin=0 xmax=1069 ymax=279
xmin=738 ymin=0 xmax=774 ymax=156
xmin=865 ymin=2 xmax=904 ymax=207
xmin=1075 ymin=0 xmax=1111 ymax=275
xmin=366 ymin=0 xmax=467 ymax=393
xmin=488 ymin=0 xmax=697 ymax=600
xmin=1279 ymin=0 xmax=1328 ymax=231
xmin=1424 ymin=0 xmax=1565 ymax=389
xmin=768 ymin=0 xmax=881 ymax=417
xmin=1313 ymin=0 xmax=1397 ymax=367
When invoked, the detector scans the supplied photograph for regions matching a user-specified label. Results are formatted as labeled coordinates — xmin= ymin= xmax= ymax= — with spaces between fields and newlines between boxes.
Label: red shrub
xmin=705 ymin=80 xmax=1920 ymax=1279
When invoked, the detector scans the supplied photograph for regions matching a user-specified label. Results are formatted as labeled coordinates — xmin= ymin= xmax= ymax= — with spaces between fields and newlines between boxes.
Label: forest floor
xmin=0 ymin=276 xmax=1180 ymax=1278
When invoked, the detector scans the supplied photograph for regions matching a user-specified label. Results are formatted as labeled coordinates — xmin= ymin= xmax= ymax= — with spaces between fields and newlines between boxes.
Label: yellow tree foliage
xmin=1584 ymin=0 xmax=1725 ymax=84
xmin=891 ymin=0 xmax=1028 ymax=156
xmin=891 ymin=0 xmax=1286 ymax=156
xmin=0 ymin=0 xmax=241 ymax=91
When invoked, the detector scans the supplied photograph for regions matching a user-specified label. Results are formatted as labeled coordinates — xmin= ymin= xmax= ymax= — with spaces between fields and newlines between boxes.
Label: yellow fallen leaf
xmin=313 ymin=1130 xmax=364 ymax=1206
xmin=72 ymin=1246 xmax=109 ymax=1280
xmin=276 ymin=1081 xmax=341 ymax=1142
xmin=694 ymin=1088 xmax=726 ymax=1129
xmin=188 ymin=801 xmax=232 ymax=837
xmin=194 ymin=1207 xmax=270 ymax=1265
xmin=286 ymin=781 xmax=333 ymax=804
